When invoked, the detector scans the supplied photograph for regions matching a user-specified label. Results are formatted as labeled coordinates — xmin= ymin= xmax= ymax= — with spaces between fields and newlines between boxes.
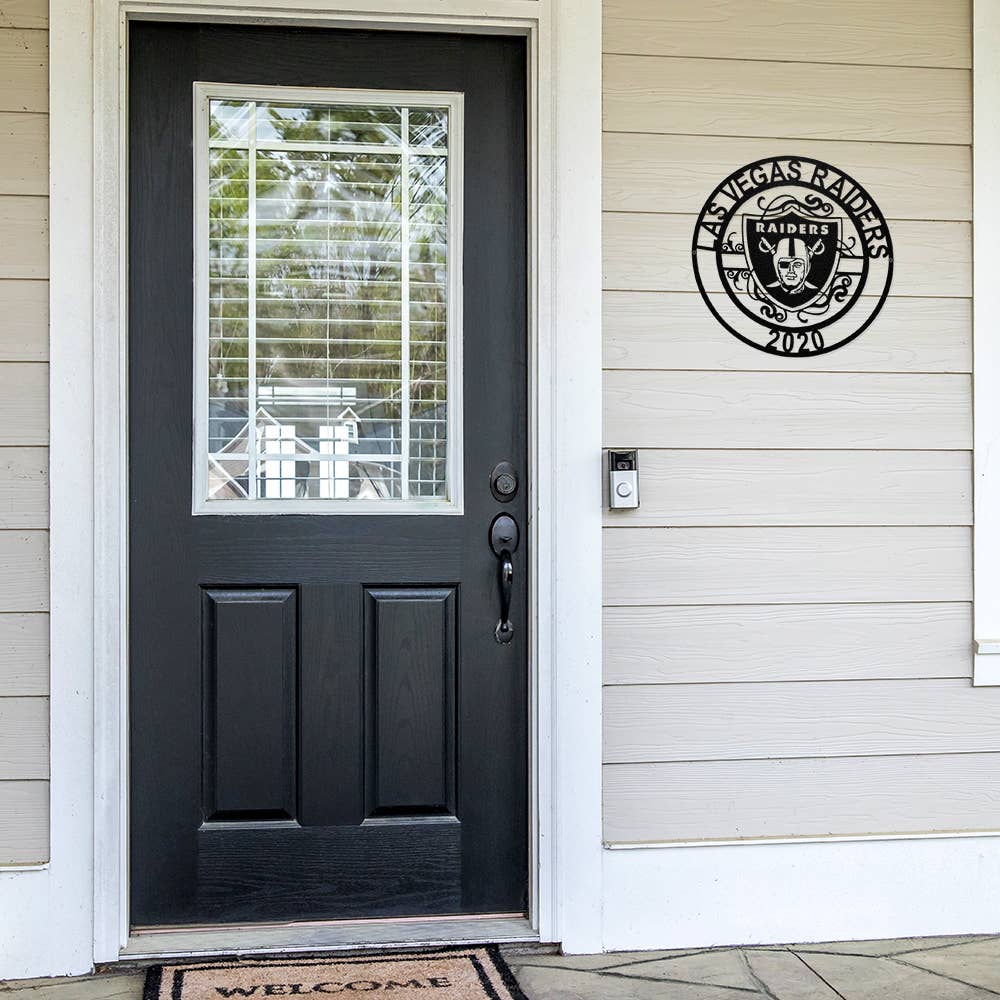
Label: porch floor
xmin=5 ymin=935 xmax=1000 ymax=998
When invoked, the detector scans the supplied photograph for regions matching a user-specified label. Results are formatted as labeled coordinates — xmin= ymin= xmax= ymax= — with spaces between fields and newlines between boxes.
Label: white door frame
xmin=44 ymin=0 xmax=602 ymax=968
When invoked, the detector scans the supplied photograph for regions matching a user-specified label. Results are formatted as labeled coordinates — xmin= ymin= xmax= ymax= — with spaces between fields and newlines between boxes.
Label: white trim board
xmin=602 ymin=836 xmax=1000 ymax=950
xmin=0 ymin=0 xmax=604 ymax=980
xmin=0 ymin=0 xmax=98 ymax=981
xmin=974 ymin=0 xmax=1000 ymax=684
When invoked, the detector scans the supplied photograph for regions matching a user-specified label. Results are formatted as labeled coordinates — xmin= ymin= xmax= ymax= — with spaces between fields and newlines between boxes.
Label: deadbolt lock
xmin=490 ymin=461 xmax=519 ymax=502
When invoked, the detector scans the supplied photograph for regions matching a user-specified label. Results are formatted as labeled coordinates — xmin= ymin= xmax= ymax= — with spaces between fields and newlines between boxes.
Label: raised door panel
xmin=365 ymin=588 xmax=456 ymax=818
xmin=202 ymin=588 xmax=297 ymax=823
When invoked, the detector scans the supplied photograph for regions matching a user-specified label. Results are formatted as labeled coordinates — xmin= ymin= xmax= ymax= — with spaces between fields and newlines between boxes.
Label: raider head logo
xmin=693 ymin=158 xmax=893 ymax=357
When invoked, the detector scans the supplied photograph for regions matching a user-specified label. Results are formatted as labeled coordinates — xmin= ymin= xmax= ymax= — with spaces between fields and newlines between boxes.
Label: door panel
xmin=202 ymin=588 xmax=298 ymax=823
xmin=128 ymin=22 xmax=527 ymax=927
xmin=365 ymin=588 xmax=457 ymax=817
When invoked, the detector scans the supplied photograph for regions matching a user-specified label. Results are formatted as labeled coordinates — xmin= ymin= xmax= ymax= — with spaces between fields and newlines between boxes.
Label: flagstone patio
xmin=5 ymin=936 xmax=1000 ymax=999
xmin=505 ymin=935 xmax=1000 ymax=999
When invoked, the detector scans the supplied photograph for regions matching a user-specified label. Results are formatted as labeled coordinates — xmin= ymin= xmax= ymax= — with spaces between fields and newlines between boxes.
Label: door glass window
xmin=194 ymin=86 xmax=463 ymax=512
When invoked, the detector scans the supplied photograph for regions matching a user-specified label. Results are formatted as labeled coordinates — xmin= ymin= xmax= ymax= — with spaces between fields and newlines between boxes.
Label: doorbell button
xmin=608 ymin=449 xmax=640 ymax=510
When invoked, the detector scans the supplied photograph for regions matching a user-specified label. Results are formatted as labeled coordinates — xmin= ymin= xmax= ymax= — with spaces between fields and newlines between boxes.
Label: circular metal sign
xmin=692 ymin=157 xmax=893 ymax=357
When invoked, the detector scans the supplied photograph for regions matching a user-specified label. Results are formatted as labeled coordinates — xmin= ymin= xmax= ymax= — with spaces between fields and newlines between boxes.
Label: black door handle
xmin=496 ymin=550 xmax=514 ymax=644
xmin=489 ymin=513 xmax=520 ymax=644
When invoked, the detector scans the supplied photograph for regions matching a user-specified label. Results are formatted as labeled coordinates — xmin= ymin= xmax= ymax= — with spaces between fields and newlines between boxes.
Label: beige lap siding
xmin=601 ymin=0 xmax=979 ymax=843
xmin=0 ymin=4 xmax=49 ymax=865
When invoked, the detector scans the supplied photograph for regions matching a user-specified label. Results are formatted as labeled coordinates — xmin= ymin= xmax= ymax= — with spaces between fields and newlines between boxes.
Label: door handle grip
xmin=495 ymin=549 xmax=514 ymax=644
xmin=489 ymin=512 xmax=520 ymax=645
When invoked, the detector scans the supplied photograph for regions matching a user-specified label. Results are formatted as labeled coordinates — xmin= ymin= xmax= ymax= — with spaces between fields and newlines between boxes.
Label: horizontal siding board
xmin=603 ymin=450 xmax=971 ymax=527
xmin=0 ymin=696 xmax=47 ymax=778
xmin=0 ymin=447 xmax=47 ymax=528
xmin=0 ymin=613 xmax=47 ymax=695
xmin=0 ymin=2 xmax=48 ymax=29
xmin=603 ymin=371 xmax=971 ymax=450
xmin=0 ymin=532 xmax=48 ymax=611
xmin=0 ymin=780 xmax=47 ymax=865
xmin=604 ymin=602 xmax=971 ymax=684
xmin=0 ymin=112 xmax=47 ymax=196
xmin=602 ymin=0 xmax=970 ymax=70
xmin=603 ymin=526 xmax=971 ymax=606
xmin=0 ymin=362 xmax=47 ymax=445
xmin=0 ymin=29 xmax=47 ymax=113
xmin=603 ymin=55 xmax=970 ymax=145
xmin=603 ymin=134 xmax=971 ymax=221
xmin=604 ymin=679 xmax=1000 ymax=763
xmin=0 ymin=196 xmax=46 ymax=278
xmin=0 ymin=280 xmax=47 ymax=360
xmin=604 ymin=213 xmax=970 ymax=298
xmin=603 ymin=292 xmax=970 ymax=374
xmin=603 ymin=753 xmax=1000 ymax=844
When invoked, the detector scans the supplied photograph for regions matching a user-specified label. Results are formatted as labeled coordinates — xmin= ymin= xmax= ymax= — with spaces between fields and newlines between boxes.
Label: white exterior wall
xmin=601 ymin=0 xmax=982 ymax=847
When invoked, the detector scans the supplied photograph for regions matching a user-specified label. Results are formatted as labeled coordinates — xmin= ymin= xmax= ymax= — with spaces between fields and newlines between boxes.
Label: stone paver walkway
xmin=505 ymin=935 xmax=1000 ymax=999
xmin=5 ymin=936 xmax=1000 ymax=999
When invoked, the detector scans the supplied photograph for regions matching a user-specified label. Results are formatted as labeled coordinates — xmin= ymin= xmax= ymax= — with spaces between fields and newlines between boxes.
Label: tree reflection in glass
xmin=206 ymin=99 xmax=450 ymax=502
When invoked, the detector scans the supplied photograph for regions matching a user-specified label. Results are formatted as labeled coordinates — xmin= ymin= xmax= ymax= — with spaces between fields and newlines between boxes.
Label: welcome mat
xmin=143 ymin=946 xmax=527 ymax=1000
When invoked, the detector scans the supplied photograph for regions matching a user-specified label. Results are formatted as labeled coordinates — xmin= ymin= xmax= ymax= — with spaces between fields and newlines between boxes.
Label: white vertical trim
xmin=0 ymin=0 xmax=98 ymax=980
xmin=21 ymin=0 xmax=606 ymax=976
xmin=193 ymin=85 xmax=212 ymax=507
xmin=93 ymin=0 xmax=132 ymax=958
xmin=246 ymin=99 xmax=259 ymax=499
xmin=547 ymin=0 xmax=603 ymax=953
xmin=400 ymin=105 xmax=411 ymax=499
xmin=974 ymin=1 xmax=1000 ymax=684
xmin=444 ymin=94 xmax=464 ymax=514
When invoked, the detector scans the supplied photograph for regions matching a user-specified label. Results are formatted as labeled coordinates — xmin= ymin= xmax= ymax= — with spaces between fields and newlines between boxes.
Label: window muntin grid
xmin=195 ymin=87 xmax=462 ymax=512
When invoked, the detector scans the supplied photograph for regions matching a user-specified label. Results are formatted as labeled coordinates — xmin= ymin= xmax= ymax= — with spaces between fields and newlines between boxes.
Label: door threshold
xmin=121 ymin=915 xmax=539 ymax=960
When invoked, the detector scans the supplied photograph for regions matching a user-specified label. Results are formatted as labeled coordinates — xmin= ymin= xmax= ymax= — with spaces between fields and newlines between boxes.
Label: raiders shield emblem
xmin=743 ymin=205 xmax=840 ymax=311
xmin=692 ymin=156 xmax=893 ymax=357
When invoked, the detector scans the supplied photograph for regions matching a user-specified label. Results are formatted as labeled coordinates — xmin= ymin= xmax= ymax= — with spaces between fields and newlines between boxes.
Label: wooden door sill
xmin=121 ymin=915 xmax=538 ymax=960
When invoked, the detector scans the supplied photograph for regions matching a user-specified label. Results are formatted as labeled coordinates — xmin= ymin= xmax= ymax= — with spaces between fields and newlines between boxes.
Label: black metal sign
xmin=693 ymin=157 xmax=893 ymax=356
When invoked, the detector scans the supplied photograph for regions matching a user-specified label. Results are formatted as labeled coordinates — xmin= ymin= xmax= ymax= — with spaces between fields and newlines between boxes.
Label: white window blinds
xmin=197 ymin=90 xmax=460 ymax=510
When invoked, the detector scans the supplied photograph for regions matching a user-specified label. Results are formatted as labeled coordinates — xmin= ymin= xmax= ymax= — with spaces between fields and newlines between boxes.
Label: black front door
xmin=128 ymin=22 xmax=527 ymax=927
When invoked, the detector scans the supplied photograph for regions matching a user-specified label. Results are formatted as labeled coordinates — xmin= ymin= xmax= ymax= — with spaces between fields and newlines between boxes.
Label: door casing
xmin=78 ymin=0 xmax=603 ymax=964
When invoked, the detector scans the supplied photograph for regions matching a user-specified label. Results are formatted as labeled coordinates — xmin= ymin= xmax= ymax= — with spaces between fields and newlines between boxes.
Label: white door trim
xmin=44 ymin=0 xmax=602 ymax=971
xmin=973 ymin=0 xmax=1000 ymax=684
